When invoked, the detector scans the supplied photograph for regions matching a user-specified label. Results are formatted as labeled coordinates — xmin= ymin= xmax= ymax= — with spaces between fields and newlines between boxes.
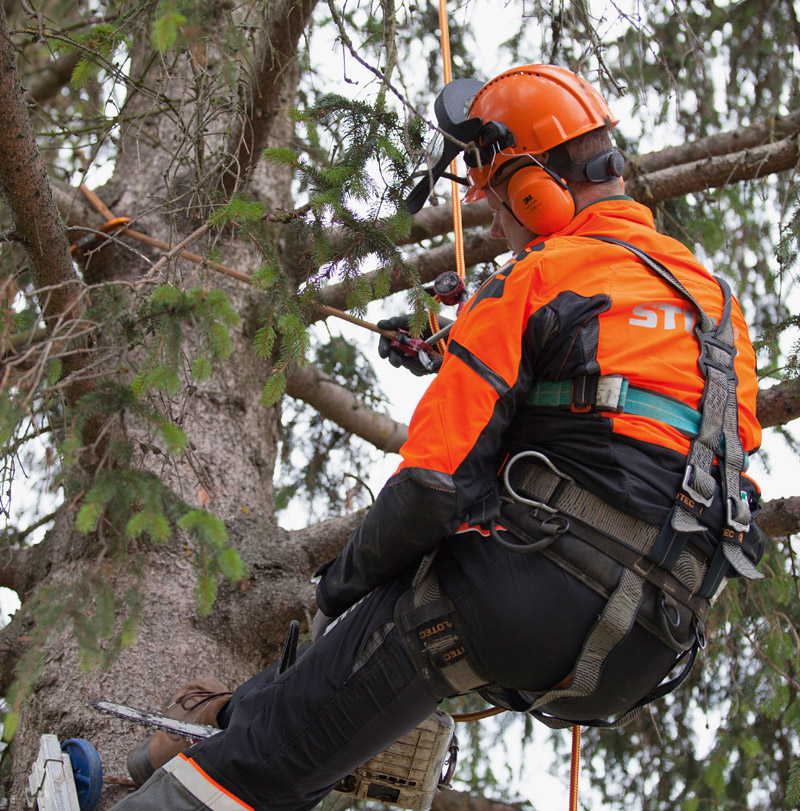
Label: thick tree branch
xmin=632 ymin=109 xmax=800 ymax=175
xmin=223 ymin=0 xmax=318 ymax=194
xmin=286 ymin=363 xmax=407 ymax=453
xmin=401 ymin=200 xmax=493 ymax=247
xmin=758 ymin=496 xmax=800 ymax=539
xmin=757 ymin=379 xmax=800 ymax=429
xmin=319 ymin=230 xmax=507 ymax=312
xmin=0 ymin=544 xmax=30 ymax=593
xmin=202 ymin=511 xmax=362 ymax=659
xmin=0 ymin=609 xmax=33 ymax=697
xmin=0 ymin=7 xmax=90 ymax=405
xmin=432 ymin=789 xmax=530 ymax=811
xmin=286 ymin=511 xmax=364 ymax=572
xmin=626 ymin=137 xmax=800 ymax=205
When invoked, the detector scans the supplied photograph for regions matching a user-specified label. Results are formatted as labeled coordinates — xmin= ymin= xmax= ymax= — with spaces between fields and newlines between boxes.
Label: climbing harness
xmin=395 ymin=550 xmax=490 ymax=699
xmin=468 ymin=237 xmax=763 ymax=730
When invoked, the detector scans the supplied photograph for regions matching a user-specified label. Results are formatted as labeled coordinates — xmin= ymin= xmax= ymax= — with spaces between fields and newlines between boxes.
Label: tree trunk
xmin=4 ymin=10 xmax=314 ymax=807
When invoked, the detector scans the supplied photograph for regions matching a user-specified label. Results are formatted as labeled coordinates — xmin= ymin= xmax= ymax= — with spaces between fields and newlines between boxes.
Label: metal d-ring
xmin=660 ymin=594 xmax=681 ymax=628
xmin=502 ymin=450 xmax=574 ymax=514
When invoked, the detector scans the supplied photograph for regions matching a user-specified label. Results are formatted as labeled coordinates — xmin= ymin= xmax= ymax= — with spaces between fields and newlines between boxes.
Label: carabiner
xmin=502 ymin=450 xmax=573 ymax=514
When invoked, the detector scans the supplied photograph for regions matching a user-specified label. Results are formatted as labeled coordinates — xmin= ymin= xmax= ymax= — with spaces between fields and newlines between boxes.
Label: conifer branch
xmin=626 ymin=137 xmax=800 ymax=205
xmin=318 ymin=230 xmax=506 ymax=313
xmin=25 ymin=50 xmax=81 ymax=104
xmin=287 ymin=511 xmax=364 ymax=571
xmin=631 ymin=108 xmax=800 ymax=175
xmin=403 ymin=200 xmax=493 ymax=246
xmin=286 ymin=363 xmax=408 ymax=453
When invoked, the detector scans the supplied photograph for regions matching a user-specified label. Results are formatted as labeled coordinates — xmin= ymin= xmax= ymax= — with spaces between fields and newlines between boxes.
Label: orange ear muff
xmin=507 ymin=166 xmax=575 ymax=236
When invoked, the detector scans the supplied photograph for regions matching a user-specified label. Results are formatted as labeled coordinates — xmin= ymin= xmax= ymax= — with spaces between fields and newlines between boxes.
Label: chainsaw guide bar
xmin=90 ymin=700 xmax=219 ymax=740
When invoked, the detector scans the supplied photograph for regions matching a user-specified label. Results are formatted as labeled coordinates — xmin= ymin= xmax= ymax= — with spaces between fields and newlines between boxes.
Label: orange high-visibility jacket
xmin=316 ymin=198 xmax=762 ymax=618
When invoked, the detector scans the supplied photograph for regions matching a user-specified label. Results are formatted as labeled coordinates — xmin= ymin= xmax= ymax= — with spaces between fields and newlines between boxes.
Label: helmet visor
xmin=404 ymin=78 xmax=484 ymax=214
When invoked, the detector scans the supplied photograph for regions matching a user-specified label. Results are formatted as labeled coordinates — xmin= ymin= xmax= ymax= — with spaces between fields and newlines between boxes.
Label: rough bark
xmin=631 ymin=109 xmax=800 ymax=174
xmin=0 ymin=5 xmax=90 ymax=406
xmin=756 ymin=496 xmax=800 ymax=539
xmin=223 ymin=0 xmax=319 ymax=194
xmin=3 ymin=6 xmax=306 ymax=808
xmin=625 ymin=137 xmax=800 ymax=206
xmin=286 ymin=362 xmax=408 ymax=452
xmin=757 ymin=378 xmax=800 ymax=429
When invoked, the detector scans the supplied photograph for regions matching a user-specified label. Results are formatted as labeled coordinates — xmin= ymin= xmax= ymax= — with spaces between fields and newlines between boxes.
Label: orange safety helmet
xmin=463 ymin=65 xmax=619 ymax=204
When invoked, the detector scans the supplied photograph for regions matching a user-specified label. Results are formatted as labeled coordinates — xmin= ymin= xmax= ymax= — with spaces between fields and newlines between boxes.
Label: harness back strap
xmin=526 ymin=567 xmax=647 ymax=728
xmin=585 ymin=236 xmax=759 ymax=593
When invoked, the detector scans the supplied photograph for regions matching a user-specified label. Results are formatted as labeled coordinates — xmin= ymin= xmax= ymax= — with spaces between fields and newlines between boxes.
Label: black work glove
xmin=377 ymin=314 xmax=451 ymax=376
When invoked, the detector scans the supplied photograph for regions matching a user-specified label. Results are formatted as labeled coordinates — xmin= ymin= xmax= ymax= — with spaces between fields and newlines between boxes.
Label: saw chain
xmin=90 ymin=700 xmax=219 ymax=741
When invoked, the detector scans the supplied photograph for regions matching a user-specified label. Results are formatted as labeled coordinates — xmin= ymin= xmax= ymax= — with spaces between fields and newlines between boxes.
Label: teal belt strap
xmin=623 ymin=387 xmax=702 ymax=436
xmin=526 ymin=379 xmax=701 ymax=436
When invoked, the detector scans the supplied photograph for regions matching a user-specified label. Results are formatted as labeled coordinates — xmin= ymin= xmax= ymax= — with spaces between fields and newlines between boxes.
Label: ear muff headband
xmin=507 ymin=165 xmax=575 ymax=235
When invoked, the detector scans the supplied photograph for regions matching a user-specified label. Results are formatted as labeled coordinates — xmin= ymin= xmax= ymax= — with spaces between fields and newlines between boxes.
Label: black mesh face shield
xmin=405 ymin=78 xmax=485 ymax=214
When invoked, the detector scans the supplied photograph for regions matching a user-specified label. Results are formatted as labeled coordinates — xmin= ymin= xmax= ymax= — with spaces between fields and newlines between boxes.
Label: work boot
xmin=126 ymin=677 xmax=233 ymax=787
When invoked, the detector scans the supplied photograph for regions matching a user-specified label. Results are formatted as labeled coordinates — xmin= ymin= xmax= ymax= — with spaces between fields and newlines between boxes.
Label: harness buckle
xmin=569 ymin=374 xmax=629 ymax=413
xmin=681 ymin=464 xmax=714 ymax=508
xmin=725 ymin=494 xmax=751 ymax=533
xmin=697 ymin=331 xmax=737 ymax=378
xmin=693 ymin=618 xmax=707 ymax=650
xmin=594 ymin=374 xmax=629 ymax=413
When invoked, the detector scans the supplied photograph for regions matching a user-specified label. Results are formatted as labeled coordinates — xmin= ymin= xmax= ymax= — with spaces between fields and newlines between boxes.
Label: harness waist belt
xmin=527 ymin=377 xmax=702 ymax=436
xmin=503 ymin=458 xmax=710 ymax=603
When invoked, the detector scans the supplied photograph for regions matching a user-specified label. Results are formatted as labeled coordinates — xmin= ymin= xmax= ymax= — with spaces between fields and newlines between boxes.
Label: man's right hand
xmin=377 ymin=315 xmax=449 ymax=376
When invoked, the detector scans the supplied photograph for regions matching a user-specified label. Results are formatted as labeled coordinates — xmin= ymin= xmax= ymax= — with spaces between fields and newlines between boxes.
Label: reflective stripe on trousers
xmin=109 ymin=756 xmax=253 ymax=811
xmin=164 ymin=755 xmax=253 ymax=810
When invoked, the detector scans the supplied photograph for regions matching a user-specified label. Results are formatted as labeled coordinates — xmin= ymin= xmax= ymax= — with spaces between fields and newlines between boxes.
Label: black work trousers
xmin=110 ymin=528 xmax=678 ymax=811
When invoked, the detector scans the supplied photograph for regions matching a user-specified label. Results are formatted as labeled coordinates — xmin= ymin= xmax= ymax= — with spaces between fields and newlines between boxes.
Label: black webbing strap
xmin=394 ymin=553 xmax=489 ymax=697
xmin=586 ymin=236 xmax=757 ymax=592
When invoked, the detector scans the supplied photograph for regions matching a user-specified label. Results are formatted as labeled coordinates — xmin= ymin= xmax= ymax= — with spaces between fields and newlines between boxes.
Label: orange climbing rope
xmin=428 ymin=0 xmax=467 ymax=354
xmin=450 ymin=706 xmax=505 ymax=723
xmin=570 ymin=725 xmax=581 ymax=811
xmin=74 ymin=185 xmax=420 ymax=348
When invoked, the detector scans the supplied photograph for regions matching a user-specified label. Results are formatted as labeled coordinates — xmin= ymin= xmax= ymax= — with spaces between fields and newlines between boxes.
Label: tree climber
xmin=112 ymin=64 xmax=765 ymax=811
